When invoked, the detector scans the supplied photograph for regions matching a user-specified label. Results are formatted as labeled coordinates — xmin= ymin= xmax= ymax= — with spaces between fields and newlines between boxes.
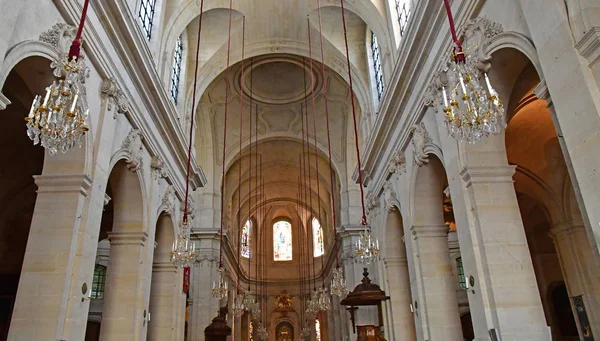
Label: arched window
xmin=456 ymin=257 xmax=466 ymax=289
xmin=138 ymin=0 xmax=156 ymax=40
xmin=370 ymin=31 xmax=385 ymax=101
xmin=91 ymin=264 xmax=107 ymax=299
xmin=249 ymin=320 xmax=254 ymax=340
xmin=241 ymin=219 xmax=252 ymax=258
xmin=170 ymin=35 xmax=184 ymax=104
xmin=315 ymin=319 xmax=322 ymax=341
xmin=312 ymin=217 xmax=324 ymax=257
xmin=273 ymin=220 xmax=292 ymax=261
xmin=395 ymin=0 xmax=411 ymax=38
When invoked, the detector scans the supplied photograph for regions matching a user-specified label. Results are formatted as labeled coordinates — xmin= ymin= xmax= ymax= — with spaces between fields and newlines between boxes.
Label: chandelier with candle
xmin=355 ymin=227 xmax=380 ymax=265
xmin=317 ymin=286 xmax=332 ymax=311
xmin=27 ymin=0 xmax=90 ymax=155
xmin=211 ymin=267 xmax=228 ymax=299
xmin=256 ymin=324 xmax=268 ymax=340
xmin=170 ymin=219 xmax=196 ymax=267
xmin=331 ymin=266 xmax=348 ymax=297
xmin=440 ymin=0 xmax=505 ymax=143
xmin=232 ymin=291 xmax=245 ymax=317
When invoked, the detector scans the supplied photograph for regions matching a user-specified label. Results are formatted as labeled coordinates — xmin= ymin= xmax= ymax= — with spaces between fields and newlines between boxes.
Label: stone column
xmin=187 ymin=251 xmax=220 ymax=341
xmin=455 ymin=164 xmax=551 ymax=341
xmin=410 ymin=224 xmax=462 ymax=341
xmin=385 ymin=255 xmax=417 ymax=341
xmin=7 ymin=174 xmax=93 ymax=341
xmin=148 ymin=262 xmax=181 ymax=341
xmin=518 ymin=0 xmax=600 ymax=263
xmin=99 ymin=231 xmax=150 ymax=341
xmin=550 ymin=221 xmax=600 ymax=338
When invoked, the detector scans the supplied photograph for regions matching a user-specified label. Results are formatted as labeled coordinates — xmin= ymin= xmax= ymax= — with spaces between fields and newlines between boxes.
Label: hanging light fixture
xmin=317 ymin=286 xmax=332 ymax=311
xmin=232 ymin=291 xmax=245 ymax=317
xmin=256 ymin=323 xmax=268 ymax=340
xmin=27 ymin=0 xmax=91 ymax=155
xmin=170 ymin=219 xmax=196 ymax=267
xmin=355 ymin=227 xmax=380 ymax=265
xmin=211 ymin=267 xmax=228 ymax=299
xmin=331 ymin=266 xmax=348 ymax=297
xmin=440 ymin=0 xmax=505 ymax=143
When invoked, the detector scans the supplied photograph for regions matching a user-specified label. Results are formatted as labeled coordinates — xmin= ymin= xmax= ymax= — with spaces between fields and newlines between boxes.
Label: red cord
xmin=315 ymin=0 xmax=340 ymax=268
xmin=218 ymin=0 xmax=234 ymax=268
xmin=307 ymin=19 xmax=326 ymax=288
xmin=443 ymin=0 xmax=461 ymax=46
xmin=339 ymin=0 xmax=367 ymax=226
xmin=183 ymin=0 xmax=205 ymax=224
xmin=69 ymin=0 xmax=90 ymax=59
xmin=236 ymin=16 xmax=246 ymax=289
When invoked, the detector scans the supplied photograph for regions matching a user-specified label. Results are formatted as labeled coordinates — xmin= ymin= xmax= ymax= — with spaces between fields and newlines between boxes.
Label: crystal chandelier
xmin=306 ymin=293 xmax=319 ymax=319
xmin=331 ymin=266 xmax=349 ymax=297
xmin=211 ymin=267 xmax=228 ymax=299
xmin=232 ymin=292 xmax=245 ymax=317
xmin=355 ymin=227 xmax=380 ymax=264
xmin=318 ymin=287 xmax=331 ymax=311
xmin=170 ymin=219 xmax=196 ymax=268
xmin=256 ymin=324 xmax=268 ymax=340
xmin=27 ymin=0 xmax=90 ymax=155
xmin=439 ymin=0 xmax=505 ymax=143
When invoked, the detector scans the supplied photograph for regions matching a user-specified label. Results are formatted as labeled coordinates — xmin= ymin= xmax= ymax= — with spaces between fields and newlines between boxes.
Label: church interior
xmin=0 ymin=0 xmax=599 ymax=341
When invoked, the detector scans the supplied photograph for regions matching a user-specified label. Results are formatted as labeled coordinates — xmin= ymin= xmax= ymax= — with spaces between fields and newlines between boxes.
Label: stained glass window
xmin=249 ymin=320 xmax=254 ymax=341
xmin=138 ymin=0 xmax=156 ymax=40
xmin=312 ymin=218 xmax=324 ymax=257
xmin=273 ymin=220 xmax=292 ymax=261
xmin=395 ymin=0 xmax=411 ymax=38
xmin=241 ymin=219 xmax=252 ymax=258
xmin=170 ymin=36 xmax=183 ymax=104
xmin=315 ymin=319 xmax=322 ymax=341
xmin=371 ymin=31 xmax=385 ymax=101
xmin=456 ymin=257 xmax=466 ymax=289
xmin=91 ymin=264 xmax=107 ymax=299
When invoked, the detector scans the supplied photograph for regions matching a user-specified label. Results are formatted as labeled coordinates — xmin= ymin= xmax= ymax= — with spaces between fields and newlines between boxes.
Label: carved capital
xmin=122 ymin=129 xmax=144 ymax=172
xmin=410 ymin=122 xmax=432 ymax=167
xmin=533 ymin=80 xmax=552 ymax=108
xmin=386 ymin=150 xmax=406 ymax=178
xmin=101 ymin=78 xmax=131 ymax=118
xmin=161 ymin=186 xmax=177 ymax=217
xmin=151 ymin=156 xmax=169 ymax=180
xmin=365 ymin=196 xmax=380 ymax=223
xmin=383 ymin=181 xmax=399 ymax=211
xmin=461 ymin=16 xmax=504 ymax=73
xmin=423 ymin=69 xmax=448 ymax=108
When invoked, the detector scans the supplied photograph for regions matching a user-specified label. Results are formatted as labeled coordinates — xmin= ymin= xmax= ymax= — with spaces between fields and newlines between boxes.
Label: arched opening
xmin=497 ymin=46 xmax=600 ymax=339
xmin=411 ymin=155 xmax=464 ymax=341
xmin=96 ymin=160 xmax=147 ymax=341
xmin=148 ymin=213 xmax=181 ymax=341
xmin=275 ymin=321 xmax=294 ymax=341
xmin=384 ymin=206 xmax=416 ymax=341
xmin=0 ymin=56 xmax=49 ymax=340
xmin=550 ymin=283 xmax=578 ymax=339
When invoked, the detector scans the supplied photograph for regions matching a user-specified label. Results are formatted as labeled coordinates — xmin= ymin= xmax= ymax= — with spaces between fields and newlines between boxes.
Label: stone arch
xmin=383 ymin=206 xmax=417 ymax=341
xmin=0 ymin=42 xmax=93 ymax=176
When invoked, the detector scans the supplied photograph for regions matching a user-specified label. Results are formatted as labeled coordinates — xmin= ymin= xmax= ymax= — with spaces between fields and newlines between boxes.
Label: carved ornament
xmin=122 ymin=129 xmax=144 ymax=172
xmin=383 ymin=181 xmax=399 ymax=211
xmin=101 ymin=78 xmax=131 ymax=118
xmin=161 ymin=186 xmax=177 ymax=217
xmin=151 ymin=155 xmax=169 ymax=179
xmin=461 ymin=16 xmax=504 ymax=73
xmin=410 ymin=122 xmax=432 ymax=167
xmin=386 ymin=150 xmax=406 ymax=178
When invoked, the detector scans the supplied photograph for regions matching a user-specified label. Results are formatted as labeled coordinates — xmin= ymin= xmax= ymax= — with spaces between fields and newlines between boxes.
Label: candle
xmin=69 ymin=92 xmax=79 ymax=114
xmin=442 ymin=87 xmax=449 ymax=107
xmin=42 ymin=87 xmax=52 ymax=107
xmin=484 ymin=73 xmax=493 ymax=94
xmin=459 ymin=74 xmax=468 ymax=95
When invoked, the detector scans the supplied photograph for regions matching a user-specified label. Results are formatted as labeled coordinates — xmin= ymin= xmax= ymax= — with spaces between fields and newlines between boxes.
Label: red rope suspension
xmin=339 ymin=0 xmax=367 ymax=225
xmin=442 ymin=0 xmax=465 ymax=62
xmin=315 ymin=2 xmax=340 ymax=268
xmin=183 ymin=0 xmax=205 ymax=223
xmin=218 ymin=0 xmax=234 ymax=268
xmin=68 ymin=0 xmax=90 ymax=60
xmin=236 ymin=16 xmax=246 ymax=290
